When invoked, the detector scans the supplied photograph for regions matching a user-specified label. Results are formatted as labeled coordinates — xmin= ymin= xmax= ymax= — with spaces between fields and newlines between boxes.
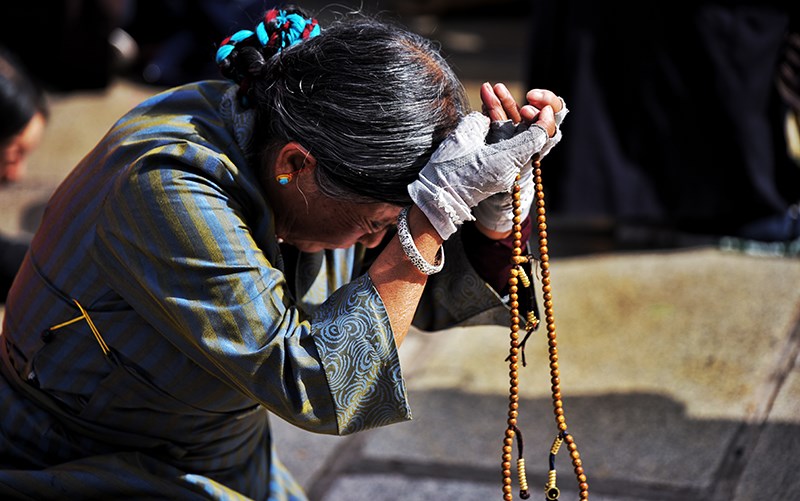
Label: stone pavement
xmin=272 ymin=249 xmax=800 ymax=501
xmin=1 ymin=4 xmax=800 ymax=499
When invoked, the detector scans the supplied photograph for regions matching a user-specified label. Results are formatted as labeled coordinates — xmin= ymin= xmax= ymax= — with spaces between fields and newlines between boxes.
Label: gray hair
xmin=227 ymin=12 xmax=469 ymax=204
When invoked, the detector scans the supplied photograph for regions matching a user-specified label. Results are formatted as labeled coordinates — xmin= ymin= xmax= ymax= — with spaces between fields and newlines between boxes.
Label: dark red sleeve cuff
xmin=460 ymin=215 xmax=532 ymax=296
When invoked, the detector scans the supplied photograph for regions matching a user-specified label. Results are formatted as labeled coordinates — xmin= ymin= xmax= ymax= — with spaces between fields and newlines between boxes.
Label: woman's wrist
xmin=473 ymin=220 xmax=513 ymax=240
xmin=397 ymin=206 xmax=445 ymax=275
xmin=462 ymin=216 xmax=532 ymax=294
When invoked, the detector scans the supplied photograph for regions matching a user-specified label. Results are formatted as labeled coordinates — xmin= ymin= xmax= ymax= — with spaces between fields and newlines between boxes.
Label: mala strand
xmin=502 ymin=160 xmax=589 ymax=500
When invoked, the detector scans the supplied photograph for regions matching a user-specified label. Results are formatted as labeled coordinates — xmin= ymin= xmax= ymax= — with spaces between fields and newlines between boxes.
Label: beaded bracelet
xmin=397 ymin=206 xmax=444 ymax=275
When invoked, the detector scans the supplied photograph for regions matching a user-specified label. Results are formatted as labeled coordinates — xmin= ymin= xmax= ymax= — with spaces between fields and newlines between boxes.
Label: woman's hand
xmin=481 ymin=82 xmax=563 ymax=133
xmin=377 ymin=85 xmax=566 ymax=344
xmin=473 ymin=83 xmax=568 ymax=239
xmin=407 ymin=110 xmax=550 ymax=241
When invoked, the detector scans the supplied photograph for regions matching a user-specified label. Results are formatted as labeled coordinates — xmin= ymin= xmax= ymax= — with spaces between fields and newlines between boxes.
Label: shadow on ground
xmin=272 ymin=387 xmax=800 ymax=501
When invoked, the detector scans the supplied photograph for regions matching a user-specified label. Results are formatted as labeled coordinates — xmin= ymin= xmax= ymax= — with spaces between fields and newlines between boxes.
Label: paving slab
xmin=326 ymin=474 xmax=502 ymax=501
xmin=270 ymin=248 xmax=800 ymax=500
xmin=733 ymin=347 xmax=800 ymax=501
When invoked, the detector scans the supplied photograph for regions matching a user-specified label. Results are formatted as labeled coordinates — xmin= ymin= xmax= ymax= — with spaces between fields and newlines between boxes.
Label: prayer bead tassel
xmin=545 ymin=469 xmax=560 ymax=500
xmin=525 ymin=311 xmax=539 ymax=332
xmin=550 ymin=435 xmax=564 ymax=455
xmin=517 ymin=458 xmax=530 ymax=499
xmin=517 ymin=265 xmax=531 ymax=288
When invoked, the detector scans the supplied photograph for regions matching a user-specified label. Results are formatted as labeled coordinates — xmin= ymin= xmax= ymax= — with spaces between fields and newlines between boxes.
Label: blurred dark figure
xmin=526 ymin=1 xmax=800 ymax=251
xmin=0 ymin=1 xmax=129 ymax=91
xmin=124 ymin=0 xmax=271 ymax=86
xmin=0 ymin=47 xmax=48 ymax=302
xmin=0 ymin=1 xmax=272 ymax=91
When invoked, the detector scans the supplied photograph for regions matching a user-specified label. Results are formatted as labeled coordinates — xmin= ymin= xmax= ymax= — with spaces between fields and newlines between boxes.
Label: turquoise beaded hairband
xmin=215 ymin=8 xmax=321 ymax=65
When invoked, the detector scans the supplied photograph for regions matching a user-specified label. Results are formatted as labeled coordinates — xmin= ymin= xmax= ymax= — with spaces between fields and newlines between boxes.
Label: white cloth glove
xmin=472 ymin=101 xmax=569 ymax=232
xmin=408 ymin=112 xmax=550 ymax=240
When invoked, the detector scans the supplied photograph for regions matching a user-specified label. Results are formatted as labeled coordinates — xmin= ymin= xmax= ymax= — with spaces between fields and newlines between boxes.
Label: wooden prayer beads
xmin=501 ymin=160 xmax=588 ymax=500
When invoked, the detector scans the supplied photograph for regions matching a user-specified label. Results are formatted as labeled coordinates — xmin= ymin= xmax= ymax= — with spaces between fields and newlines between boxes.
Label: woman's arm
xmin=368 ymin=205 xmax=442 ymax=345
xmin=370 ymin=84 xmax=562 ymax=345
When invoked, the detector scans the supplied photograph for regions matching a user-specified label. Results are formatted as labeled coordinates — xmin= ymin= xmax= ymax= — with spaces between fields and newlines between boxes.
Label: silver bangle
xmin=397 ymin=206 xmax=444 ymax=275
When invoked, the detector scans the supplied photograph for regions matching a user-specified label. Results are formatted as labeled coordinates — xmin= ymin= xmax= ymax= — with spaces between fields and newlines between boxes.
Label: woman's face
xmin=263 ymin=142 xmax=402 ymax=253
xmin=0 ymin=111 xmax=46 ymax=184
xmin=275 ymin=194 xmax=401 ymax=253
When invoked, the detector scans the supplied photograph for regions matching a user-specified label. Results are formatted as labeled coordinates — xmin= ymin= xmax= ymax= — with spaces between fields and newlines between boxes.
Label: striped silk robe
xmin=0 ymin=81 xmax=509 ymax=500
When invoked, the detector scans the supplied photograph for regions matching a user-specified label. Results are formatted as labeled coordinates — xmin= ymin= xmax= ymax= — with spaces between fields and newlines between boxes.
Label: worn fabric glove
xmin=472 ymin=102 xmax=569 ymax=232
xmin=408 ymin=112 xmax=549 ymax=240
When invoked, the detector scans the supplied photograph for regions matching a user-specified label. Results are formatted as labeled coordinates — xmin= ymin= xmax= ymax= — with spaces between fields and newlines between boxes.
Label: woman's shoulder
xmin=103 ymin=80 xmax=242 ymax=155
xmin=122 ymin=80 xmax=235 ymax=124
xmin=148 ymin=80 xmax=232 ymax=105
xmin=84 ymin=80 xmax=254 ymax=194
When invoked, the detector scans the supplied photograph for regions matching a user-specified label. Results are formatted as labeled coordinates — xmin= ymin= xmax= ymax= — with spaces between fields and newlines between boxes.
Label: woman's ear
xmin=273 ymin=142 xmax=316 ymax=185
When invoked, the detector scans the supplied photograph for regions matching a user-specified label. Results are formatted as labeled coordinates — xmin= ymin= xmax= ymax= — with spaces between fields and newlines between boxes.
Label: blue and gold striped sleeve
xmin=91 ymin=138 xmax=410 ymax=435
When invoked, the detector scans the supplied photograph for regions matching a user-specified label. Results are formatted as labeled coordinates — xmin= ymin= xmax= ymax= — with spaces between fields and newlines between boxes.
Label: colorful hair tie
xmin=255 ymin=21 xmax=270 ymax=46
xmin=262 ymin=9 xmax=321 ymax=53
xmin=215 ymin=8 xmax=322 ymax=88
xmin=215 ymin=29 xmax=255 ymax=64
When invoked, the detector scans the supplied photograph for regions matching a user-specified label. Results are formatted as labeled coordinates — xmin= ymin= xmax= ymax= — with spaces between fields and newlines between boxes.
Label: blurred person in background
xmin=0 ymin=0 xmax=268 ymax=91
xmin=123 ymin=0 xmax=270 ymax=86
xmin=0 ymin=47 xmax=48 ymax=302
xmin=0 ymin=2 xmax=127 ymax=91
xmin=525 ymin=1 xmax=800 ymax=253
xmin=0 ymin=5 xmax=566 ymax=500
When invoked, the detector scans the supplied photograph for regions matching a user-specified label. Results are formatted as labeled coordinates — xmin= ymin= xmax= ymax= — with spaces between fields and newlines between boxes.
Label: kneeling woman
xmin=0 ymin=6 xmax=566 ymax=500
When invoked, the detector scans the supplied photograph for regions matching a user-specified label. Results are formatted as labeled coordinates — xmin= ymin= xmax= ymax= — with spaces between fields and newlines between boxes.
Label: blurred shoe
xmin=735 ymin=204 xmax=800 ymax=242
xmin=721 ymin=205 xmax=800 ymax=257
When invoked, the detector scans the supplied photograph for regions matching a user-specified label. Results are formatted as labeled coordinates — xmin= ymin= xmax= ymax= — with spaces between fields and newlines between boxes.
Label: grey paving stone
xmin=323 ymin=474 xmax=499 ymax=501
xmin=410 ymin=249 xmax=800 ymax=419
xmin=733 ymin=350 xmax=800 ymax=501
xmin=138 ymin=247 xmax=800 ymax=500
xmin=398 ymin=249 xmax=800 ymax=495
xmin=270 ymin=415 xmax=353 ymax=493
xmin=323 ymin=473 xmax=648 ymax=501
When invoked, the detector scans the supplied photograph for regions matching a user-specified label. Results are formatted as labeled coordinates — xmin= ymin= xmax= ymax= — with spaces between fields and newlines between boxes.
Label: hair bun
xmin=216 ymin=7 xmax=321 ymax=85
